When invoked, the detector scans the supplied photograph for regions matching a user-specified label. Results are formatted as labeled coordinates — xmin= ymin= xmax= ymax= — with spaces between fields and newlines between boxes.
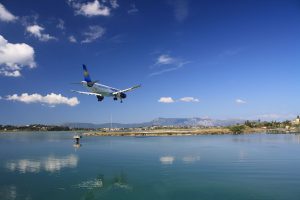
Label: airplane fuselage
xmin=72 ymin=65 xmax=139 ymax=103
xmin=81 ymin=81 xmax=119 ymax=97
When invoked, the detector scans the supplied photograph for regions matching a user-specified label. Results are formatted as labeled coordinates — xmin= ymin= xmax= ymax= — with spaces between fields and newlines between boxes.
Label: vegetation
xmin=0 ymin=124 xmax=91 ymax=132
xmin=229 ymin=125 xmax=246 ymax=134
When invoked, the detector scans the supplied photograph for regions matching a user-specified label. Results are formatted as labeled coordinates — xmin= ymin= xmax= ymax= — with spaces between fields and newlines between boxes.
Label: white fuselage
xmin=81 ymin=81 xmax=119 ymax=97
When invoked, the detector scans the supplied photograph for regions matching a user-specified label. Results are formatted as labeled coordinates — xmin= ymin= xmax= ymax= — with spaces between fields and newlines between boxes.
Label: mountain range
xmin=63 ymin=117 xmax=245 ymax=129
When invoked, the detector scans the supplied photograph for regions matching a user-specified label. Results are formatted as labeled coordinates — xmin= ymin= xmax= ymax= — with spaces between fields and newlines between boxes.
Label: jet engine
xmin=96 ymin=95 xmax=104 ymax=101
xmin=120 ymin=93 xmax=127 ymax=99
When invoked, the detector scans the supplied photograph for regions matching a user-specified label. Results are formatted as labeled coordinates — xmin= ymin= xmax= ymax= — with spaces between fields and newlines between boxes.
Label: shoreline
xmin=82 ymin=128 xmax=268 ymax=137
xmin=1 ymin=128 xmax=299 ymax=136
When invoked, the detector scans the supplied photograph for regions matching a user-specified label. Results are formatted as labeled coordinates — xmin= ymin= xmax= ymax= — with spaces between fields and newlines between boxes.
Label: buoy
xmin=73 ymin=135 xmax=82 ymax=145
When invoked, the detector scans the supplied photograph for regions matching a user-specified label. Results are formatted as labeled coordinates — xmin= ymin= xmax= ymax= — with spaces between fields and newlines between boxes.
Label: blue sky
xmin=0 ymin=0 xmax=300 ymax=125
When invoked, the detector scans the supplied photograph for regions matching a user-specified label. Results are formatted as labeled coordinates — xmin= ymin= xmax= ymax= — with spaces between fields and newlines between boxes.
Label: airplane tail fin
xmin=83 ymin=64 xmax=92 ymax=82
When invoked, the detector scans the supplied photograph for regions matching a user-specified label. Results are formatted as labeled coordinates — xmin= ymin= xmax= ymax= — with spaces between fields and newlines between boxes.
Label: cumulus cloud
xmin=6 ymin=93 xmax=79 ymax=107
xmin=160 ymin=156 xmax=175 ymax=165
xmin=0 ymin=35 xmax=36 ymax=77
xmin=158 ymin=96 xmax=199 ymax=103
xmin=82 ymin=25 xmax=105 ymax=43
xmin=179 ymin=97 xmax=199 ymax=102
xmin=0 ymin=3 xmax=17 ymax=22
xmin=68 ymin=0 xmax=111 ymax=17
xmin=235 ymin=99 xmax=246 ymax=104
xmin=168 ymin=0 xmax=189 ymax=23
xmin=26 ymin=24 xmax=56 ymax=42
xmin=68 ymin=35 xmax=77 ymax=43
xmin=128 ymin=3 xmax=138 ymax=14
xmin=158 ymin=97 xmax=175 ymax=103
xmin=6 ymin=155 xmax=78 ymax=173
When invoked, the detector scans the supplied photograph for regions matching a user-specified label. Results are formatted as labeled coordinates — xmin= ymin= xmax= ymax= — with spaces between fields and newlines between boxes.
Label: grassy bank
xmin=83 ymin=127 xmax=267 ymax=137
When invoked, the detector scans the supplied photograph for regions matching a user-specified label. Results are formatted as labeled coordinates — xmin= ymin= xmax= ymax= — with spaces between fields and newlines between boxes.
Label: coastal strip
xmin=83 ymin=127 xmax=267 ymax=137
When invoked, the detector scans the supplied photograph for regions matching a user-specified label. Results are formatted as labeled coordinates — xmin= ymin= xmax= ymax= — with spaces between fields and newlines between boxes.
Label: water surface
xmin=1 ymin=132 xmax=300 ymax=200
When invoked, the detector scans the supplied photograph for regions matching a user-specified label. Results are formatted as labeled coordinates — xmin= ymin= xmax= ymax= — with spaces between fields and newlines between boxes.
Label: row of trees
xmin=243 ymin=120 xmax=292 ymax=128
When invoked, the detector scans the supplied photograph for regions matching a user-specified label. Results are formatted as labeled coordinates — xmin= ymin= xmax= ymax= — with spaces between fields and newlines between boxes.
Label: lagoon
xmin=1 ymin=132 xmax=300 ymax=200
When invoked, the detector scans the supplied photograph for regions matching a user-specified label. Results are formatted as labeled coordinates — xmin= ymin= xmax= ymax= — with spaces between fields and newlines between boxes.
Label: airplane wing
xmin=112 ymin=84 xmax=141 ymax=95
xmin=71 ymin=90 xmax=102 ymax=96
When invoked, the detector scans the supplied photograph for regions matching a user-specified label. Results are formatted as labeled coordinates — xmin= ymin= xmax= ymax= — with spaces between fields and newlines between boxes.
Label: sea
xmin=0 ymin=132 xmax=300 ymax=200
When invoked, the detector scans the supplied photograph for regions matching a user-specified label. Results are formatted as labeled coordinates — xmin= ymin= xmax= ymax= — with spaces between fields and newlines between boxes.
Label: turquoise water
xmin=1 ymin=132 xmax=300 ymax=200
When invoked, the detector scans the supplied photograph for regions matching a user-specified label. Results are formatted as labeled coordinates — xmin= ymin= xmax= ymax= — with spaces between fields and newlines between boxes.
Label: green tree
xmin=229 ymin=125 xmax=246 ymax=134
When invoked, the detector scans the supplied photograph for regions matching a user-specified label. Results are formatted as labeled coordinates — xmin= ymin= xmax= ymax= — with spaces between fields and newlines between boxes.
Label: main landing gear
xmin=113 ymin=96 xmax=123 ymax=103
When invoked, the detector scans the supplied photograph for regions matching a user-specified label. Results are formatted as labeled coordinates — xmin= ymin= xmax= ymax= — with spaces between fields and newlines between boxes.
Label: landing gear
xmin=113 ymin=97 xmax=118 ymax=101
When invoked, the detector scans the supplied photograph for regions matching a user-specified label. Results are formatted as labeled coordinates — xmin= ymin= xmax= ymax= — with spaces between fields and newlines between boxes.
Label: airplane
xmin=71 ymin=65 xmax=141 ymax=103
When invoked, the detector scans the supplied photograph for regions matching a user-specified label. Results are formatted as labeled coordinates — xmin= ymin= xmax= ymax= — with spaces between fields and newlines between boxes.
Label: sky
xmin=1 ymin=0 xmax=300 ymax=125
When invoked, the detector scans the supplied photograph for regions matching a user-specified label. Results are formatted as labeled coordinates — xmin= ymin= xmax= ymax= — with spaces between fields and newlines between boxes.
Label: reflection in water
xmin=0 ymin=185 xmax=17 ymax=200
xmin=77 ymin=179 xmax=103 ymax=190
xmin=6 ymin=160 xmax=41 ymax=173
xmin=239 ymin=150 xmax=247 ymax=161
xmin=160 ymin=156 xmax=175 ymax=165
xmin=77 ymin=172 xmax=131 ymax=191
xmin=5 ymin=154 xmax=78 ymax=173
xmin=77 ymin=172 xmax=132 ymax=200
xmin=182 ymin=155 xmax=200 ymax=164
xmin=160 ymin=155 xmax=201 ymax=164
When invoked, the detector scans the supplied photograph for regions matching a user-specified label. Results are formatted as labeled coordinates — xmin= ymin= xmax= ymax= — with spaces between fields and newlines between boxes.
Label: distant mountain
xmin=63 ymin=117 xmax=245 ymax=129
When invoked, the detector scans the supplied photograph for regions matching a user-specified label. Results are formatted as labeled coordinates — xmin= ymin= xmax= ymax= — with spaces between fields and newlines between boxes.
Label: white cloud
xmin=26 ymin=24 xmax=56 ymax=42
xmin=68 ymin=35 xmax=77 ymax=43
xmin=6 ymin=93 xmax=79 ymax=107
xmin=160 ymin=156 xmax=175 ymax=165
xmin=6 ymin=155 xmax=78 ymax=173
xmin=82 ymin=25 xmax=105 ymax=43
xmin=128 ymin=4 xmax=138 ymax=14
xmin=150 ymin=54 xmax=190 ymax=76
xmin=56 ymin=19 xmax=65 ymax=30
xmin=236 ymin=99 xmax=246 ymax=104
xmin=109 ymin=0 xmax=119 ymax=9
xmin=158 ymin=97 xmax=175 ymax=103
xmin=0 ymin=3 xmax=17 ymax=22
xmin=0 ymin=96 xmax=2 ymax=100
xmin=0 ymin=35 xmax=36 ymax=77
xmin=156 ymin=54 xmax=175 ymax=65
xmin=179 ymin=97 xmax=199 ymax=103
xmin=69 ymin=0 xmax=111 ymax=17
xmin=168 ymin=0 xmax=189 ymax=23
xmin=158 ymin=96 xmax=199 ymax=103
